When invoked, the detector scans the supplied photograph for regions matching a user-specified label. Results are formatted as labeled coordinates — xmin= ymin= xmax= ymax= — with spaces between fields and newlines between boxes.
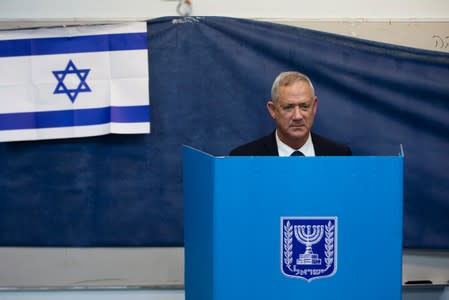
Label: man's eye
xmin=280 ymin=104 xmax=311 ymax=112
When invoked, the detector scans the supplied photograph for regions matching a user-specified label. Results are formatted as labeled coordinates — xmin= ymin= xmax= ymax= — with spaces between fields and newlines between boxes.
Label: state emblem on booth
xmin=281 ymin=217 xmax=337 ymax=282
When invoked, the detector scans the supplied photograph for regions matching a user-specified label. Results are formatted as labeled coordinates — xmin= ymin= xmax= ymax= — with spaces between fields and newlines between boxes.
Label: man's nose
xmin=292 ymin=106 xmax=303 ymax=119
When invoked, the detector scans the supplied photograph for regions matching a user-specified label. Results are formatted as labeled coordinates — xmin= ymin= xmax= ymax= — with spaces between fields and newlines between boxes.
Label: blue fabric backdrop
xmin=0 ymin=17 xmax=448 ymax=248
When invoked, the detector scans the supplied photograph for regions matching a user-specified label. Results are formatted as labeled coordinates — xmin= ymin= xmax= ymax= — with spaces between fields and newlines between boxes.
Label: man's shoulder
xmin=229 ymin=132 xmax=277 ymax=156
xmin=312 ymin=133 xmax=352 ymax=156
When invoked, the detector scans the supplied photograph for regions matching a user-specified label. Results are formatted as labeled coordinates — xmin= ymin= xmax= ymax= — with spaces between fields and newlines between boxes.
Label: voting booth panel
xmin=183 ymin=146 xmax=403 ymax=300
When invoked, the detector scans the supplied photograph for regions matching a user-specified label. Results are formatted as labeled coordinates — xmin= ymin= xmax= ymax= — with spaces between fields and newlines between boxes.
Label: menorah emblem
xmin=281 ymin=217 xmax=337 ymax=281
xmin=294 ymin=224 xmax=324 ymax=265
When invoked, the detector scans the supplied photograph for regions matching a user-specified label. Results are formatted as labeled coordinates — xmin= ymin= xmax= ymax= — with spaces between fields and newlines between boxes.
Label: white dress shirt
xmin=275 ymin=130 xmax=316 ymax=157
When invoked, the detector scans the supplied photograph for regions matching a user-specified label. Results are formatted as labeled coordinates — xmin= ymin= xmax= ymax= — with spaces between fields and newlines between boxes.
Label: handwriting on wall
xmin=432 ymin=35 xmax=449 ymax=50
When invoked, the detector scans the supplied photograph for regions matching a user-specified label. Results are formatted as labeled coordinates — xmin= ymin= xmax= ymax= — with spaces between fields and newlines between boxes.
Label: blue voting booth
xmin=183 ymin=146 xmax=403 ymax=300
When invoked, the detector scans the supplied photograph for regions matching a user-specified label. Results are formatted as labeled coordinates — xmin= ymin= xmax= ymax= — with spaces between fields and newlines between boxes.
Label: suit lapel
xmin=311 ymin=133 xmax=324 ymax=156
xmin=265 ymin=131 xmax=279 ymax=156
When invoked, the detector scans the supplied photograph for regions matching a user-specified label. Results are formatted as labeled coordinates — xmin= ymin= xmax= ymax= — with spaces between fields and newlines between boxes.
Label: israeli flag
xmin=0 ymin=22 xmax=150 ymax=142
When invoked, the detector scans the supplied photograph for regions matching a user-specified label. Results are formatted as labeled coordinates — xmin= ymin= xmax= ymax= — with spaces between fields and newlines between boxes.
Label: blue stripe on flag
xmin=0 ymin=32 xmax=147 ymax=57
xmin=0 ymin=105 xmax=150 ymax=130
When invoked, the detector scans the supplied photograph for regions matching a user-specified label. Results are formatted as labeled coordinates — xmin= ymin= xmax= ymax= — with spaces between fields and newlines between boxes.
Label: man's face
xmin=267 ymin=81 xmax=318 ymax=149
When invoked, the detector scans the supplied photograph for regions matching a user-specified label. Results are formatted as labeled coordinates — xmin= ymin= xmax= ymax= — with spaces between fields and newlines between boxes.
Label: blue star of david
xmin=53 ymin=60 xmax=91 ymax=103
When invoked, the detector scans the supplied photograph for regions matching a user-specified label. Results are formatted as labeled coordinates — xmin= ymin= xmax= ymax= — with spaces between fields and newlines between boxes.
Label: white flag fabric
xmin=0 ymin=22 xmax=150 ymax=142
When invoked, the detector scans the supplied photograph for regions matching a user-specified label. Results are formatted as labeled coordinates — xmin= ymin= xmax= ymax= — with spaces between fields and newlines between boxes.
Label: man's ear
xmin=267 ymin=101 xmax=276 ymax=119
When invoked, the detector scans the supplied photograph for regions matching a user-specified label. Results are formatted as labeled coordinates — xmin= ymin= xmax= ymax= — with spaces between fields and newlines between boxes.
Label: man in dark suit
xmin=230 ymin=71 xmax=351 ymax=156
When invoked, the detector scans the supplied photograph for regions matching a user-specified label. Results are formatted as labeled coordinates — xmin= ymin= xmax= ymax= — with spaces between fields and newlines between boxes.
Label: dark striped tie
xmin=290 ymin=150 xmax=304 ymax=156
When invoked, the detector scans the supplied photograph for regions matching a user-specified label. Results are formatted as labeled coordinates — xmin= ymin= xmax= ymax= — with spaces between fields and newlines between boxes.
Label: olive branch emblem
xmin=324 ymin=221 xmax=335 ymax=271
xmin=283 ymin=221 xmax=294 ymax=271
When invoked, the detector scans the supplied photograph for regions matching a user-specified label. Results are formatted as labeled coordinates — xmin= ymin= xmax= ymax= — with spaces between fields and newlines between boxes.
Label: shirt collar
xmin=275 ymin=131 xmax=316 ymax=157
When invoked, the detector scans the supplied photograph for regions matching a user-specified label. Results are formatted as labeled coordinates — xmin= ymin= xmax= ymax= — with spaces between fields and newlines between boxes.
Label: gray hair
xmin=271 ymin=71 xmax=315 ymax=103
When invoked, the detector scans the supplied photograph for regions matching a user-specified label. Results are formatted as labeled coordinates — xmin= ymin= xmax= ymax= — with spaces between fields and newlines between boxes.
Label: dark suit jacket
xmin=229 ymin=131 xmax=352 ymax=156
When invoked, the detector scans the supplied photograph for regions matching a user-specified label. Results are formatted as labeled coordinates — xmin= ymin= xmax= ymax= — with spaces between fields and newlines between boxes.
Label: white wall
xmin=0 ymin=0 xmax=448 ymax=20
xmin=0 ymin=290 xmax=184 ymax=300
